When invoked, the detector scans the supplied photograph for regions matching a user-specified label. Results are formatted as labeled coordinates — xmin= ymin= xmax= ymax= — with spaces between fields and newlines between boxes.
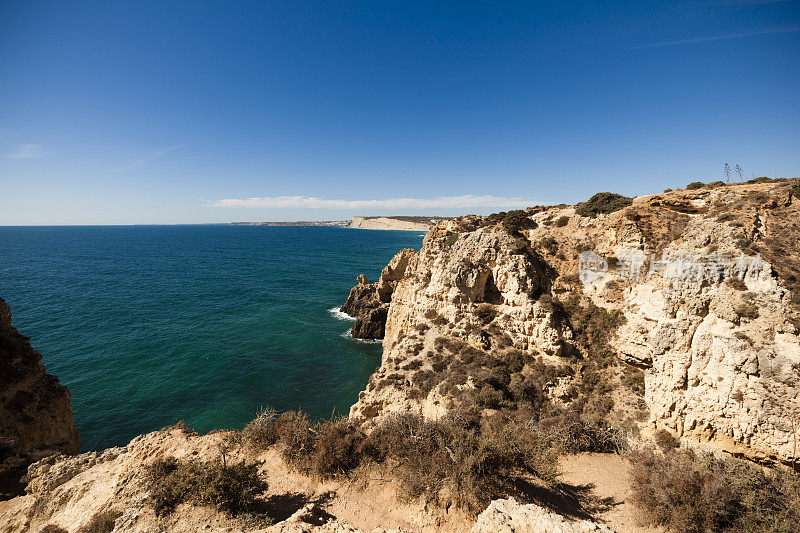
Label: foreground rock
xmin=0 ymin=298 xmax=80 ymax=499
xmin=471 ymin=499 xmax=612 ymax=533
xmin=0 ymin=428 xmax=471 ymax=533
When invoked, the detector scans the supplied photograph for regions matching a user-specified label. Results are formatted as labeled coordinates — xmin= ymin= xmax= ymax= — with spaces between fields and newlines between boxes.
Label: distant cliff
xmin=0 ymin=298 xmax=80 ymax=499
xmin=349 ymin=216 xmax=443 ymax=231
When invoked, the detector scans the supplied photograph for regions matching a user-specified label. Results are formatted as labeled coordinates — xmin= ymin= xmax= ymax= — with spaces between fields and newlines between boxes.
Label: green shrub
xmin=686 ymin=181 xmax=705 ymax=190
xmin=630 ymin=448 xmax=800 ymax=533
xmin=575 ymin=192 xmax=633 ymax=218
xmin=476 ymin=385 xmax=505 ymax=409
xmin=444 ymin=233 xmax=459 ymax=247
xmin=554 ymin=215 xmax=570 ymax=227
xmin=708 ymin=181 xmax=725 ymax=188
xmin=146 ymin=457 xmax=267 ymax=515
xmin=501 ymin=210 xmax=533 ymax=234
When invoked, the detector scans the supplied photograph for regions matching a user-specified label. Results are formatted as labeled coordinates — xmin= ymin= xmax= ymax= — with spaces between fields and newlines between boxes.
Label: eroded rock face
xmin=349 ymin=219 xmax=574 ymax=424
xmin=346 ymin=182 xmax=800 ymax=464
xmin=340 ymin=249 xmax=417 ymax=340
xmin=0 ymin=297 xmax=80 ymax=499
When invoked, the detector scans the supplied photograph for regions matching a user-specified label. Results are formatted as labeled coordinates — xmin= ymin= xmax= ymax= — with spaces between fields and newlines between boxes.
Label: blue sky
xmin=1 ymin=1 xmax=798 ymax=225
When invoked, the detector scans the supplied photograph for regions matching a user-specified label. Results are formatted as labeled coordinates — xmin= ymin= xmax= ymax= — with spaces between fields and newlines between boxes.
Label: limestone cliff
xmin=347 ymin=181 xmax=800 ymax=465
xmin=0 ymin=298 xmax=80 ymax=499
xmin=350 ymin=216 xmax=439 ymax=231
xmin=340 ymin=249 xmax=416 ymax=339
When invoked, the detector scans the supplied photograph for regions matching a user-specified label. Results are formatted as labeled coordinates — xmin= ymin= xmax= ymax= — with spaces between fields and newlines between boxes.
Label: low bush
xmin=630 ymin=448 xmax=800 ymax=533
xmin=76 ymin=510 xmax=122 ymax=533
xmin=41 ymin=526 xmax=68 ymax=533
xmin=364 ymin=413 xmax=559 ymax=513
xmin=306 ymin=417 xmax=362 ymax=478
xmin=241 ymin=406 xmax=279 ymax=450
xmin=540 ymin=236 xmax=558 ymax=253
xmin=726 ymin=278 xmax=747 ymax=291
xmin=747 ymin=176 xmax=779 ymax=184
xmin=620 ymin=367 xmax=645 ymax=395
xmin=575 ymin=193 xmax=633 ymax=218
xmin=487 ymin=210 xmax=536 ymax=235
xmin=475 ymin=303 xmax=497 ymax=324
xmin=734 ymin=302 xmax=759 ymax=320
xmin=146 ymin=457 xmax=267 ymax=515
xmin=556 ymin=295 xmax=626 ymax=363
xmin=444 ymin=233 xmax=459 ymax=247
xmin=554 ymin=215 xmax=570 ymax=227
xmin=654 ymin=429 xmax=678 ymax=452
xmin=686 ymin=181 xmax=705 ymax=190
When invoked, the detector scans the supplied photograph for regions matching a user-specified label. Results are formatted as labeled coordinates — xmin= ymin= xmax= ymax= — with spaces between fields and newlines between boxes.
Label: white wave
xmin=329 ymin=307 xmax=356 ymax=321
xmin=341 ymin=330 xmax=382 ymax=344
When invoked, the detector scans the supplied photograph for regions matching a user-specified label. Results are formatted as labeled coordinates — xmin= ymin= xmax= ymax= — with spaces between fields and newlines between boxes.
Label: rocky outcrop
xmin=0 ymin=298 xmax=80 ymax=499
xmin=0 ymin=428 xmax=467 ymax=533
xmin=340 ymin=250 xmax=416 ymax=340
xmin=471 ymin=499 xmax=612 ymax=533
xmin=346 ymin=181 xmax=800 ymax=464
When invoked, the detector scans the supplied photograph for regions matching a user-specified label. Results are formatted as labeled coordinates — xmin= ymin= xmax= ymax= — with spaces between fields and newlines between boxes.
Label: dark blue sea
xmin=0 ymin=225 xmax=423 ymax=451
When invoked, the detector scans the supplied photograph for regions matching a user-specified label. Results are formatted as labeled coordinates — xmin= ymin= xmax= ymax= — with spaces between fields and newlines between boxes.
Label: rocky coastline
xmin=2 ymin=179 xmax=799 ymax=532
xmin=0 ymin=298 xmax=80 ymax=500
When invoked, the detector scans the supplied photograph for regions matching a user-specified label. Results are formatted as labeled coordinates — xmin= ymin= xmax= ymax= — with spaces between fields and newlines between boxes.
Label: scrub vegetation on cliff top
xmin=575 ymin=192 xmax=633 ymax=217
xmin=146 ymin=456 xmax=268 ymax=516
xmin=230 ymin=408 xmax=560 ymax=514
xmin=630 ymin=447 xmax=800 ymax=533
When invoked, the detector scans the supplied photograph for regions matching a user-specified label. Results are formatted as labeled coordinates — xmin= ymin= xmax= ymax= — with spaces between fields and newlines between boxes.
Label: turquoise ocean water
xmin=0 ymin=225 xmax=423 ymax=451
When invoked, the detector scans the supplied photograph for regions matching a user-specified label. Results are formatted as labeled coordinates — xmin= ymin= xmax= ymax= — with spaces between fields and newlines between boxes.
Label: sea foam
xmin=341 ymin=330 xmax=382 ymax=344
xmin=329 ymin=307 xmax=356 ymax=321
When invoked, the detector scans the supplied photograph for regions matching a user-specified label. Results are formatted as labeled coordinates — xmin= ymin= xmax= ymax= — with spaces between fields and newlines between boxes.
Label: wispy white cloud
xmin=632 ymin=26 xmax=800 ymax=49
xmin=106 ymin=144 xmax=186 ymax=172
xmin=208 ymin=194 xmax=540 ymax=210
xmin=5 ymin=144 xmax=44 ymax=159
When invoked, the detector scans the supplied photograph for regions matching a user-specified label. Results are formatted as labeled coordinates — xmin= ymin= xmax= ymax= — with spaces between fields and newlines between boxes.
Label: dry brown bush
xmin=630 ymin=448 xmax=800 ymax=533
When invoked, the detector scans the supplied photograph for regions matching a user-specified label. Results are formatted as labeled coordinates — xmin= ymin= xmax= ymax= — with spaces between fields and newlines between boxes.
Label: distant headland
xmin=230 ymin=215 xmax=452 ymax=231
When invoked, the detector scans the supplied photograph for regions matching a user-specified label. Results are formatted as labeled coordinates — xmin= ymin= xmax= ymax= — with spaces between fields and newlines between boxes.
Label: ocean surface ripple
xmin=0 ymin=225 xmax=421 ymax=450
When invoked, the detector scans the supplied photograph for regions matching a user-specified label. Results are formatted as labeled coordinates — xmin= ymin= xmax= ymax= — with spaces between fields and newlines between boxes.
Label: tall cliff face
xmin=0 ymin=298 xmax=80 ymax=498
xmin=347 ymin=181 xmax=800 ymax=464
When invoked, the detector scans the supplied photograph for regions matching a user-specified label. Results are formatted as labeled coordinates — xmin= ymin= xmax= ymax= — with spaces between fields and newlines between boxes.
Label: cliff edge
xmin=0 ymin=298 xmax=80 ymax=499
xmin=347 ymin=180 xmax=800 ymax=465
